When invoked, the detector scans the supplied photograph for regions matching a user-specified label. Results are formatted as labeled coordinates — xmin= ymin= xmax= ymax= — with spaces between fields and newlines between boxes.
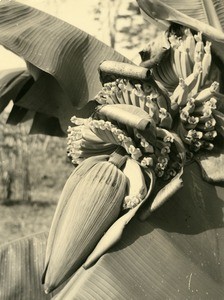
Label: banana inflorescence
xmin=44 ymin=71 xmax=185 ymax=292
xmin=68 ymin=102 xmax=182 ymax=184
xmin=43 ymin=24 xmax=224 ymax=295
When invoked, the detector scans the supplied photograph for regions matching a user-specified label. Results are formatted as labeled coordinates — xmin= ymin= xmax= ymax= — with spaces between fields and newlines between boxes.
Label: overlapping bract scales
xmin=43 ymin=154 xmax=128 ymax=293
xmin=43 ymin=155 xmax=108 ymax=269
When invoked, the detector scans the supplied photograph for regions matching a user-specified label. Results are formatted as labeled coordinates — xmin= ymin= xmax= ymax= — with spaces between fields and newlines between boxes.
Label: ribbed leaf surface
xmin=137 ymin=0 xmax=224 ymax=65
xmin=162 ymin=0 xmax=224 ymax=30
xmin=0 ymin=1 xmax=130 ymax=133
xmin=0 ymin=232 xmax=50 ymax=300
xmin=0 ymin=164 xmax=223 ymax=298
xmin=55 ymin=163 xmax=224 ymax=299
xmin=213 ymin=0 xmax=224 ymax=30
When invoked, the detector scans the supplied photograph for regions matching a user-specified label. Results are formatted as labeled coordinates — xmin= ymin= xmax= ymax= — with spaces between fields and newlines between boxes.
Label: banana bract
xmin=43 ymin=153 xmax=128 ymax=293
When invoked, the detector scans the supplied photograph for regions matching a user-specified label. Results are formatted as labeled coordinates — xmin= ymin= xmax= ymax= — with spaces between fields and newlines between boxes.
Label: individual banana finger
xmin=179 ymin=41 xmax=192 ymax=79
xmin=194 ymin=32 xmax=204 ymax=61
xmin=203 ymin=130 xmax=217 ymax=140
xmin=122 ymin=158 xmax=147 ymax=209
xmin=184 ymin=28 xmax=195 ymax=64
xmin=195 ymin=81 xmax=219 ymax=103
xmin=201 ymin=41 xmax=212 ymax=85
xmin=159 ymin=108 xmax=173 ymax=129
xmin=184 ymin=66 xmax=201 ymax=92
xmin=174 ymin=46 xmax=183 ymax=79
xmin=170 ymin=78 xmax=189 ymax=106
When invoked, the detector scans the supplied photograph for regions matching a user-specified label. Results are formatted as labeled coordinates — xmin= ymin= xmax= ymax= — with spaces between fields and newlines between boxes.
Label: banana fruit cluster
xmin=152 ymin=28 xmax=219 ymax=96
xmin=67 ymin=103 xmax=183 ymax=183
xmin=178 ymin=88 xmax=219 ymax=152
xmin=94 ymin=78 xmax=173 ymax=129
xmin=141 ymin=26 xmax=224 ymax=154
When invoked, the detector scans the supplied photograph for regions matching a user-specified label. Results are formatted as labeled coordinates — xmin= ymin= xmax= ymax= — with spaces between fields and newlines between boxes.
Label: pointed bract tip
xmin=44 ymin=283 xmax=55 ymax=294
xmin=44 ymin=287 xmax=51 ymax=294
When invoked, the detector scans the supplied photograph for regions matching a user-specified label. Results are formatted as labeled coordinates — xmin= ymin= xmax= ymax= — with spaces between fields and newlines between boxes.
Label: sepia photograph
xmin=0 ymin=0 xmax=224 ymax=299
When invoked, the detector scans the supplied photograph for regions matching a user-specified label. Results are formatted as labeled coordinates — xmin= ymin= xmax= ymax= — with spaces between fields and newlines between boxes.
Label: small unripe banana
xmin=184 ymin=28 xmax=195 ymax=64
xmin=201 ymin=41 xmax=212 ymax=85
xmin=122 ymin=158 xmax=147 ymax=209
xmin=195 ymin=81 xmax=219 ymax=103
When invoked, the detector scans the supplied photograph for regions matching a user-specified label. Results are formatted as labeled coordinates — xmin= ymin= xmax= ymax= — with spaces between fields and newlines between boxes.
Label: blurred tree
xmin=93 ymin=0 xmax=151 ymax=62
xmin=0 ymin=108 xmax=72 ymax=203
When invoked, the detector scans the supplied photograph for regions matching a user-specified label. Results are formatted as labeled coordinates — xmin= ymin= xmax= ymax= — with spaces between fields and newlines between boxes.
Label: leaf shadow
xmin=115 ymin=162 xmax=224 ymax=251
xmin=149 ymin=162 xmax=224 ymax=235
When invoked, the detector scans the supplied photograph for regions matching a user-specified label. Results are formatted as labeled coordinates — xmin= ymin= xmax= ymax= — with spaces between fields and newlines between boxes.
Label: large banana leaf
xmin=142 ymin=0 xmax=224 ymax=30
xmin=0 ymin=1 xmax=130 ymax=135
xmin=137 ymin=0 xmax=224 ymax=65
xmin=1 ymin=163 xmax=223 ymax=299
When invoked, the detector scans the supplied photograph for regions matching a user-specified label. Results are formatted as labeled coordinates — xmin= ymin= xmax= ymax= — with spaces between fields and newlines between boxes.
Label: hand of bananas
xmin=42 ymin=23 xmax=224 ymax=294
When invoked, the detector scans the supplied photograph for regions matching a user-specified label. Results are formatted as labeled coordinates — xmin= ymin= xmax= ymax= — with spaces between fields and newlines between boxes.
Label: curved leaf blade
xmin=137 ymin=0 xmax=224 ymax=64
xmin=0 ymin=1 xmax=131 ymax=110
xmin=15 ymin=71 xmax=98 ymax=132
xmin=0 ymin=68 xmax=32 ymax=113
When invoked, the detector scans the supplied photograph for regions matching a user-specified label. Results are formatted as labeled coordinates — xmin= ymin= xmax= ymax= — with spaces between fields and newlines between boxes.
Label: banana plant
xmin=0 ymin=1 xmax=224 ymax=299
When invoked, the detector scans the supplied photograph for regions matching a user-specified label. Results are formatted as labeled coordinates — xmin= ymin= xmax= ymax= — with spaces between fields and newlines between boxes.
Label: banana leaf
xmin=0 ymin=69 xmax=32 ymax=113
xmin=0 ymin=232 xmax=51 ymax=300
xmin=137 ymin=0 xmax=224 ymax=65
xmin=1 ymin=163 xmax=223 ymax=299
xmin=0 ymin=1 xmax=130 ymax=134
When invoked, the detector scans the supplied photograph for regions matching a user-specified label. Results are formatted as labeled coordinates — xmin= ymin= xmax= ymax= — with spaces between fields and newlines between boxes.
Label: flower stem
xmin=109 ymin=146 xmax=127 ymax=168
